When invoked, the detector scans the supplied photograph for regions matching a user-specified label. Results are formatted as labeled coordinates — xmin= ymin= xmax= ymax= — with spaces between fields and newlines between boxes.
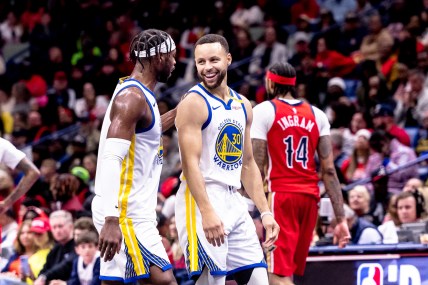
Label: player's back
xmin=94 ymin=77 xmax=163 ymax=221
xmin=266 ymin=98 xmax=320 ymax=197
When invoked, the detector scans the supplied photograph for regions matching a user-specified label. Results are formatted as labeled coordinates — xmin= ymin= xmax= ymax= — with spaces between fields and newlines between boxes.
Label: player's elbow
xmin=321 ymin=166 xmax=337 ymax=178
xmin=28 ymin=167 xmax=41 ymax=183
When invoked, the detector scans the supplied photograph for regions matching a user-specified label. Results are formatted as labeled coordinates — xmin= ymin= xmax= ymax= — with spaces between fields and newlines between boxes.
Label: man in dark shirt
xmin=34 ymin=210 xmax=75 ymax=285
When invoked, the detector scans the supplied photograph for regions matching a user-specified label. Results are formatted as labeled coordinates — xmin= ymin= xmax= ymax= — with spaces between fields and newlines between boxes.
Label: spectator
xmin=365 ymin=129 xmax=417 ymax=196
xmin=49 ymin=231 xmax=100 ymax=285
xmin=372 ymin=104 xmax=411 ymax=146
xmin=28 ymin=217 xmax=55 ymax=282
xmin=0 ymin=208 xmax=18 ymax=264
xmin=360 ymin=14 xmax=394 ymax=62
xmin=403 ymin=178 xmax=424 ymax=193
xmin=249 ymin=25 xmax=288 ymax=101
xmin=378 ymin=190 xmax=427 ymax=243
xmin=1 ymin=220 xmax=37 ymax=276
xmin=73 ymin=82 xmax=109 ymax=121
xmin=343 ymin=204 xmax=383 ymax=245
xmin=37 ymin=216 xmax=98 ymax=285
xmin=314 ymin=36 xmax=357 ymax=78
xmin=341 ymin=129 xmax=371 ymax=183
xmin=37 ymin=210 xmax=75 ymax=279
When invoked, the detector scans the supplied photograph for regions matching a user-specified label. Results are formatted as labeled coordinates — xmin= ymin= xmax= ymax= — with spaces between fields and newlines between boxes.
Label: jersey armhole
xmin=190 ymin=90 xmax=212 ymax=130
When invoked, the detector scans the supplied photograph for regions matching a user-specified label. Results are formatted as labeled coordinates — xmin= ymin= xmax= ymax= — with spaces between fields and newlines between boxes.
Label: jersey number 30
xmin=283 ymin=136 xmax=308 ymax=169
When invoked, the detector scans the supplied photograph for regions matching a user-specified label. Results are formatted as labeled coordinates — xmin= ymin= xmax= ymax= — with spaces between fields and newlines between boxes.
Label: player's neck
xmin=202 ymin=83 xmax=230 ymax=101
xmin=277 ymin=93 xmax=294 ymax=100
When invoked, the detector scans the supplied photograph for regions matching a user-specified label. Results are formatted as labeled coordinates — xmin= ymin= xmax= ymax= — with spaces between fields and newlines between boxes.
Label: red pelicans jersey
xmin=251 ymin=98 xmax=330 ymax=198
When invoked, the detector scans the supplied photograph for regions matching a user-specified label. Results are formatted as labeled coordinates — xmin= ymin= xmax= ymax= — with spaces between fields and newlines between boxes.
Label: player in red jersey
xmin=251 ymin=62 xmax=351 ymax=285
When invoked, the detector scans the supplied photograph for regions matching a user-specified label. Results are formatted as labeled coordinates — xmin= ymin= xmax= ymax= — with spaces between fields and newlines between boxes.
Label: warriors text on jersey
xmin=182 ymin=83 xmax=247 ymax=189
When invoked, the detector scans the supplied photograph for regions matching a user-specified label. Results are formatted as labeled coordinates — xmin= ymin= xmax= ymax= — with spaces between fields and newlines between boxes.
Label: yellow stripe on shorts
xmin=185 ymin=185 xmax=198 ymax=272
xmin=117 ymin=136 xmax=146 ymax=275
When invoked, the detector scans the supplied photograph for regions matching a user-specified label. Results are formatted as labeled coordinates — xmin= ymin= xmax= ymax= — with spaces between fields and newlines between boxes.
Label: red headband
xmin=266 ymin=71 xmax=296 ymax=86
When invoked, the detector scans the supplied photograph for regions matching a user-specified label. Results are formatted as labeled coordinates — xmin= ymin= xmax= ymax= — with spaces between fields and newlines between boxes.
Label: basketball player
xmin=175 ymin=34 xmax=280 ymax=285
xmin=91 ymin=29 xmax=178 ymax=285
xmin=0 ymin=137 xmax=40 ymax=214
xmin=251 ymin=62 xmax=351 ymax=285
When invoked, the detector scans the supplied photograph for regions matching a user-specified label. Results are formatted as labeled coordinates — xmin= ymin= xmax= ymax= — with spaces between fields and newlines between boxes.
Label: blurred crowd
xmin=1 ymin=0 xmax=428 ymax=284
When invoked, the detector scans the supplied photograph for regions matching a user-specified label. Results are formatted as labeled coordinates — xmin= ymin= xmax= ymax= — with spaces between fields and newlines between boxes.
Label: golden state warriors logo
xmin=156 ymin=144 xmax=163 ymax=165
xmin=214 ymin=122 xmax=243 ymax=171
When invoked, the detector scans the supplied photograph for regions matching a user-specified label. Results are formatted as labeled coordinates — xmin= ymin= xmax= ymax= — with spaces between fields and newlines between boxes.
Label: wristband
xmin=260 ymin=211 xmax=273 ymax=220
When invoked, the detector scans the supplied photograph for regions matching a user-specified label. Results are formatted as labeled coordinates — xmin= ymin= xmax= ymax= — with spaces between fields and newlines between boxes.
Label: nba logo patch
xmin=357 ymin=263 xmax=383 ymax=285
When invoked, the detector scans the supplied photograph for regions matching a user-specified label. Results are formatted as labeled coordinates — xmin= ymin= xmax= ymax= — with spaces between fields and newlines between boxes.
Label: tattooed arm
xmin=317 ymin=135 xmax=350 ymax=248
xmin=0 ymin=157 xmax=40 ymax=214
xmin=251 ymin=138 xmax=268 ymax=181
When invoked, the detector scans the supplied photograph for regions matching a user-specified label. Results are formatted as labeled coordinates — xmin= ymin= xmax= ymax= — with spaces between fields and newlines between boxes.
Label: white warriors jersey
xmin=94 ymin=78 xmax=163 ymax=221
xmin=184 ymin=83 xmax=247 ymax=189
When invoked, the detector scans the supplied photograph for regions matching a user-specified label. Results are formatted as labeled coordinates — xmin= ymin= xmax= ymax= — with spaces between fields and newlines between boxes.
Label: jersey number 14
xmin=283 ymin=136 xmax=308 ymax=169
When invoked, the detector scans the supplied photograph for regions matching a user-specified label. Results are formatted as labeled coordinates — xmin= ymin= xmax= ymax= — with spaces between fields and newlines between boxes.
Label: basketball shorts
xmin=92 ymin=195 xmax=172 ymax=283
xmin=266 ymin=192 xmax=318 ymax=276
xmin=174 ymin=182 xmax=267 ymax=278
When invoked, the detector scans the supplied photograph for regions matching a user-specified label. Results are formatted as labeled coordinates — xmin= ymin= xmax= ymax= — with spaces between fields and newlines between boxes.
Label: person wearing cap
xmin=365 ymin=129 xmax=418 ymax=197
xmin=29 ymin=217 xmax=55 ymax=282
xmin=0 ymin=137 xmax=40 ymax=216
xmin=41 ymin=71 xmax=76 ymax=127
xmin=91 ymin=29 xmax=178 ymax=284
xmin=288 ymin=31 xmax=311 ymax=68
xmin=372 ymin=104 xmax=411 ymax=147
xmin=251 ymin=62 xmax=350 ymax=285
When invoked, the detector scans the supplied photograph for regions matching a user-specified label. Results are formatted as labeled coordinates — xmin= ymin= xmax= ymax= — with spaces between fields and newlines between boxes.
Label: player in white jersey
xmin=175 ymin=34 xmax=280 ymax=285
xmin=91 ymin=29 xmax=178 ymax=285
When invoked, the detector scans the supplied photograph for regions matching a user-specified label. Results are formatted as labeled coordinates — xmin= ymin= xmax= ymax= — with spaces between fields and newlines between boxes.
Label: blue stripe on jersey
xmin=135 ymin=92 xmax=155 ymax=133
xmin=124 ymin=78 xmax=156 ymax=99
xmin=191 ymin=90 xmax=212 ymax=130
xmin=269 ymin=100 xmax=276 ymax=114
xmin=227 ymin=262 xmax=268 ymax=276
xmin=198 ymin=83 xmax=233 ymax=110
xmin=232 ymin=89 xmax=247 ymax=121
xmin=113 ymin=83 xmax=156 ymax=133
xmin=310 ymin=104 xmax=315 ymax=115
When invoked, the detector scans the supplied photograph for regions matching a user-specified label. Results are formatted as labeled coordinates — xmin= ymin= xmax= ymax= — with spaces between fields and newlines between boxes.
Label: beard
xmin=157 ymin=66 xmax=172 ymax=83
xmin=199 ymin=69 xmax=226 ymax=89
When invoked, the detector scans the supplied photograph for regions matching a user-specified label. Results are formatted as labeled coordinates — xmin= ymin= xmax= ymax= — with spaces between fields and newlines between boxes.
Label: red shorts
xmin=267 ymin=192 xmax=318 ymax=276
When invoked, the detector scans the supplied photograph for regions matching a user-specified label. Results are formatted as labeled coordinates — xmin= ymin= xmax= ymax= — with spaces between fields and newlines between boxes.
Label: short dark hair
xmin=369 ymin=129 xmax=393 ymax=153
xmin=129 ymin=29 xmax=175 ymax=66
xmin=195 ymin=34 xmax=229 ymax=53
xmin=74 ymin=216 xmax=97 ymax=233
xmin=267 ymin=62 xmax=297 ymax=98
xmin=75 ymin=230 xmax=99 ymax=246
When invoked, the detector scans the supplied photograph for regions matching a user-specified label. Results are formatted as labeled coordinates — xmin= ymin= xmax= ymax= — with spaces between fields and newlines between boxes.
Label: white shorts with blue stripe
xmin=93 ymin=197 xmax=172 ymax=283
xmin=174 ymin=181 xmax=267 ymax=278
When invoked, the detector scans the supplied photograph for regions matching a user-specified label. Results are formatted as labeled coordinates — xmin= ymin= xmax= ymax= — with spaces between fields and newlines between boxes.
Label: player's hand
xmin=333 ymin=220 xmax=351 ymax=248
xmin=261 ymin=214 xmax=280 ymax=249
xmin=201 ymin=210 xmax=225 ymax=247
xmin=99 ymin=217 xmax=122 ymax=262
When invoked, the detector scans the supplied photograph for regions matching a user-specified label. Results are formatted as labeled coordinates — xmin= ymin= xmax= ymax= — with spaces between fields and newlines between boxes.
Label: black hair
xmin=267 ymin=62 xmax=297 ymax=98
xmin=195 ymin=34 xmax=229 ymax=53
xmin=129 ymin=29 xmax=175 ymax=67
xmin=369 ymin=129 xmax=393 ymax=153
